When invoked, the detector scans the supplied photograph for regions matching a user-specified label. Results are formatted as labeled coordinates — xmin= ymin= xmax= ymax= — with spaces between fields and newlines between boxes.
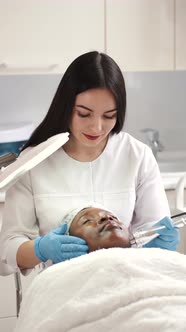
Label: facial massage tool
xmin=130 ymin=213 xmax=186 ymax=247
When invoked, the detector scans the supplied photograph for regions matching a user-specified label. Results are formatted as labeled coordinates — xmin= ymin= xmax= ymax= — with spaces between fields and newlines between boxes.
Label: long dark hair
xmin=22 ymin=51 xmax=126 ymax=150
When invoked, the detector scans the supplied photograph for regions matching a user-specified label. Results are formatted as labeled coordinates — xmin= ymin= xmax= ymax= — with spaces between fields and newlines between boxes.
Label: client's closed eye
xmin=83 ymin=219 xmax=90 ymax=224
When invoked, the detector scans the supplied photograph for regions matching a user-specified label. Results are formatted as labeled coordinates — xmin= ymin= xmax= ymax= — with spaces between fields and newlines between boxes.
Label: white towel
xmin=15 ymin=248 xmax=186 ymax=332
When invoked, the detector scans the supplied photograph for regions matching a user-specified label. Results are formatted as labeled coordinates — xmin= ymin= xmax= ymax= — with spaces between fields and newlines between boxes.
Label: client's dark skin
xmin=69 ymin=207 xmax=131 ymax=252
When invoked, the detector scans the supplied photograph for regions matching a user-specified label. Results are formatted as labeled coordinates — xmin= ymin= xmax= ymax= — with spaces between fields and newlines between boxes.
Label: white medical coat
xmin=0 ymin=132 xmax=170 ymax=272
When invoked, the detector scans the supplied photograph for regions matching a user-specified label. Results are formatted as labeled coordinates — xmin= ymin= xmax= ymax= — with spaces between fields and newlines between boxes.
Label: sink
xmin=157 ymin=150 xmax=186 ymax=172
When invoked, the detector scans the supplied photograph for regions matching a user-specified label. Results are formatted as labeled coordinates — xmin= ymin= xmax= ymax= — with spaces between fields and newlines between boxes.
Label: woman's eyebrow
xmin=75 ymin=104 xmax=117 ymax=113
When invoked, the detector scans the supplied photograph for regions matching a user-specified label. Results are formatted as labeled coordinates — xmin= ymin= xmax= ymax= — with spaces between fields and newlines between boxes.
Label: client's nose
xmin=99 ymin=214 xmax=114 ymax=223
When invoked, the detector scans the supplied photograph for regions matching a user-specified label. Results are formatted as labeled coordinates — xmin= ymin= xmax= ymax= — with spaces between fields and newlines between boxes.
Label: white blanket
xmin=15 ymin=248 xmax=186 ymax=332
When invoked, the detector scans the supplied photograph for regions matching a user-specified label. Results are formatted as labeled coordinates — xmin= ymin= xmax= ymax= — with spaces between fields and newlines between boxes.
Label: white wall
xmin=0 ymin=71 xmax=186 ymax=150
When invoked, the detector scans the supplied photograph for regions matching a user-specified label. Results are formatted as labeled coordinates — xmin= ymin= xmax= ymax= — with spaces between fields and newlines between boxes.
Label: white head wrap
xmin=62 ymin=201 xmax=118 ymax=234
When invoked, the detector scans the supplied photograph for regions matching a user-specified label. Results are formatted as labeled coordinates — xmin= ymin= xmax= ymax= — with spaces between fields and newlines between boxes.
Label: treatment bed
xmin=15 ymin=247 xmax=186 ymax=332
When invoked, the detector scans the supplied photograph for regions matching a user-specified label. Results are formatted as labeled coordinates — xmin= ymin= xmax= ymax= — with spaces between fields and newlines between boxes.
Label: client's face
xmin=69 ymin=207 xmax=131 ymax=252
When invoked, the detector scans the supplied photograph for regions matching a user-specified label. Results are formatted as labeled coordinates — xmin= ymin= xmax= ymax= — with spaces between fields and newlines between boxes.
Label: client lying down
xmin=63 ymin=203 xmax=131 ymax=251
xmin=15 ymin=205 xmax=186 ymax=332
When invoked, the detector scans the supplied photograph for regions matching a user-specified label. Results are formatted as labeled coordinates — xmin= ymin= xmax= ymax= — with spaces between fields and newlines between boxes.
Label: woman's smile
xmin=83 ymin=133 xmax=101 ymax=140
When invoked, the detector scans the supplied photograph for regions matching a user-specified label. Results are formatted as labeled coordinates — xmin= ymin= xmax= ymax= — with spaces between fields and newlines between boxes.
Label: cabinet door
xmin=0 ymin=316 xmax=17 ymax=332
xmin=175 ymin=0 xmax=186 ymax=69
xmin=0 ymin=202 xmax=4 ymax=226
xmin=0 ymin=275 xmax=16 ymax=317
xmin=106 ymin=0 xmax=174 ymax=71
xmin=0 ymin=0 xmax=104 ymax=74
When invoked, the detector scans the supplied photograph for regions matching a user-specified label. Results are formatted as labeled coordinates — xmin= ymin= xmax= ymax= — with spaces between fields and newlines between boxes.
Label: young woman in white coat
xmin=0 ymin=51 xmax=180 ymax=274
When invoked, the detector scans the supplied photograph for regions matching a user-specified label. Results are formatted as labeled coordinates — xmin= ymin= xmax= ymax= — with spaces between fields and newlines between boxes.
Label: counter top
xmin=161 ymin=172 xmax=186 ymax=190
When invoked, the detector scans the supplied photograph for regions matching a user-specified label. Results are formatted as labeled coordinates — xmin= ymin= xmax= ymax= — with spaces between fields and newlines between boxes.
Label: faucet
xmin=141 ymin=128 xmax=164 ymax=159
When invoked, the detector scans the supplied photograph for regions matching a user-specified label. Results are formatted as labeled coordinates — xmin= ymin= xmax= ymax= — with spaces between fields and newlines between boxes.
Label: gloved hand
xmin=34 ymin=224 xmax=89 ymax=263
xmin=143 ymin=216 xmax=180 ymax=251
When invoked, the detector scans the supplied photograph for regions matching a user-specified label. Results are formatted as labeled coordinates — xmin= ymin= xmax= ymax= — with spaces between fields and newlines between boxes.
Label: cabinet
xmin=0 ymin=317 xmax=17 ymax=332
xmin=0 ymin=264 xmax=39 ymax=331
xmin=0 ymin=0 xmax=104 ymax=74
xmin=0 ymin=202 xmax=36 ymax=331
xmin=0 ymin=0 xmax=186 ymax=74
xmin=0 ymin=275 xmax=16 ymax=317
xmin=175 ymin=0 xmax=186 ymax=69
xmin=106 ymin=0 xmax=174 ymax=71
xmin=0 ymin=275 xmax=17 ymax=332
xmin=0 ymin=203 xmax=16 ymax=330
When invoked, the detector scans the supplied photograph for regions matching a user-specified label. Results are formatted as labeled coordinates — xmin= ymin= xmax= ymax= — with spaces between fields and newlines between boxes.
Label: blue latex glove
xmin=34 ymin=224 xmax=89 ymax=263
xmin=143 ymin=216 xmax=180 ymax=251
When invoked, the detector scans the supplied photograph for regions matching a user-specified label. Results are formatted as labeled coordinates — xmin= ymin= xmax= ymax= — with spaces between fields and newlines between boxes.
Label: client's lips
xmin=99 ymin=221 xmax=121 ymax=233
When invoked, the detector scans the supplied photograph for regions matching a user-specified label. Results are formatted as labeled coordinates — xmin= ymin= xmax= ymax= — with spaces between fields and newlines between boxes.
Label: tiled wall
xmin=124 ymin=71 xmax=186 ymax=151
xmin=0 ymin=71 xmax=186 ymax=151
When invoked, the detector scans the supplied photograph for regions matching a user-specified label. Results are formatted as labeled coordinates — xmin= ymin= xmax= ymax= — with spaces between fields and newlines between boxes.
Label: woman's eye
xmin=78 ymin=112 xmax=90 ymax=118
xmin=104 ymin=114 xmax=117 ymax=120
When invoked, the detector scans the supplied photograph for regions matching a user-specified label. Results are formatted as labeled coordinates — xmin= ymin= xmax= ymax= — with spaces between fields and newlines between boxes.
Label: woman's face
xmin=69 ymin=207 xmax=131 ymax=252
xmin=69 ymin=88 xmax=117 ymax=150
